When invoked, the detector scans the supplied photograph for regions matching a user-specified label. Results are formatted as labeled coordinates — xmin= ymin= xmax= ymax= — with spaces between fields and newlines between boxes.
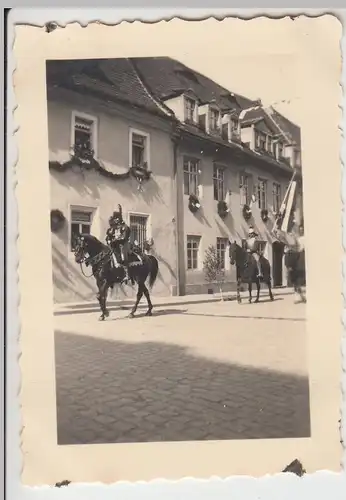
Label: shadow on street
xmin=55 ymin=330 xmax=311 ymax=445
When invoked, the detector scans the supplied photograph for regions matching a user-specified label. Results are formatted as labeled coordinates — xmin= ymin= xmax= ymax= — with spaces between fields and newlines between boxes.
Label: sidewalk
xmin=54 ymin=287 xmax=294 ymax=316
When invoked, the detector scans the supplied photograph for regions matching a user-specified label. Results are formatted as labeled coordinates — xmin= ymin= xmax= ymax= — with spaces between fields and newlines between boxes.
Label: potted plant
xmin=261 ymin=208 xmax=269 ymax=223
xmin=242 ymin=204 xmax=252 ymax=221
xmin=203 ymin=244 xmax=226 ymax=301
xmin=50 ymin=209 xmax=66 ymax=233
xmin=217 ymin=200 xmax=229 ymax=219
xmin=188 ymin=194 xmax=201 ymax=213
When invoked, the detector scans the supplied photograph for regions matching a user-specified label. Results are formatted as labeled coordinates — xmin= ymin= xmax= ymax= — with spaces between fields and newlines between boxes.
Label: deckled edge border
xmin=6 ymin=7 xmax=346 ymax=498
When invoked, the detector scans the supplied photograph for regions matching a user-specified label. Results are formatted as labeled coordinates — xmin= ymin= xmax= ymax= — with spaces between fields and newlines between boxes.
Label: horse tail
xmin=147 ymin=255 xmax=159 ymax=289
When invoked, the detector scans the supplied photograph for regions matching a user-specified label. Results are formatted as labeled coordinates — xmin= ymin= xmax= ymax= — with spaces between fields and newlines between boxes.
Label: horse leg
xmin=248 ymin=281 xmax=252 ymax=303
xmin=254 ymin=279 xmax=260 ymax=303
xmin=142 ymin=283 xmax=153 ymax=316
xmin=267 ymin=278 xmax=274 ymax=301
xmin=97 ymin=282 xmax=109 ymax=321
xmin=236 ymin=278 xmax=242 ymax=304
xmin=128 ymin=283 xmax=144 ymax=318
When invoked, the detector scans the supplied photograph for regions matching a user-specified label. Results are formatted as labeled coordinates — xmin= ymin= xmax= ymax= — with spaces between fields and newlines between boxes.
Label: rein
xmin=78 ymin=248 xmax=112 ymax=278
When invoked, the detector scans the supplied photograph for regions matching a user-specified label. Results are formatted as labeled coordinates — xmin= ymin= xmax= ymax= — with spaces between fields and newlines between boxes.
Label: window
xmin=273 ymin=182 xmax=282 ymax=213
xmin=213 ymin=164 xmax=225 ymax=201
xmin=242 ymin=238 xmax=267 ymax=255
xmin=255 ymin=131 xmax=267 ymax=151
xmin=129 ymin=214 xmax=149 ymax=250
xmin=184 ymin=97 xmax=196 ymax=123
xmin=292 ymin=149 xmax=301 ymax=167
xmin=216 ymin=237 xmax=228 ymax=269
xmin=267 ymin=136 xmax=273 ymax=154
xmin=209 ymin=108 xmax=220 ymax=131
xmin=130 ymin=129 xmax=150 ymax=168
xmin=72 ymin=112 xmax=97 ymax=153
xmin=257 ymin=178 xmax=267 ymax=210
xmin=70 ymin=209 xmax=93 ymax=251
xmin=277 ymin=142 xmax=284 ymax=159
xmin=240 ymin=173 xmax=251 ymax=205
xmin=183 ymin=157 xmax=200 ymax=196
xmin=187 ymin=235 xmax=201 ymax=270
xmin=230 ymin=118 xmax=239 ymax=133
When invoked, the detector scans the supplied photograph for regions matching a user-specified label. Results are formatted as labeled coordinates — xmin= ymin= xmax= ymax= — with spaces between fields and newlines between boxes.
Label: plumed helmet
xmin=248 ymin=225 xmax=257 ymax=236
xmin=111 ymin=204 xmax=123 ymax=221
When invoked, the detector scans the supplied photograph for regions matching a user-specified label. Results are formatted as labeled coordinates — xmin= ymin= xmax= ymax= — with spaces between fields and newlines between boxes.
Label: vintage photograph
xmin=14 ymin=17 xmax=342 ymax=484
xmin=48 ymin=55 xmax=309 ymax=446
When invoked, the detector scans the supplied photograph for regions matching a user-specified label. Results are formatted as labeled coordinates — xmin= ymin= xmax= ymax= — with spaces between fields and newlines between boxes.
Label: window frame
xmin=183 ymin=157 xmax=200 ymax=196
xmin=69 ymin=205 xmax=96 ymax=253
xmin=216 ymin=237 xmax=229 ymax=270
xmin=209 ymin=107 xmax=220 ymax=132
xmin=239 ymin=172 xmax=252 ymax=206
xmin=129 ymin=128 xmax=151 ymax=170
xmin=71 ymin=111 xmax=98 ymax=157
xmin=127 ymin=211 xmax=152 ymax=250
xmin=186 ymin=235 xmax=201 ymax=271
xmin=213 ymin=164 xmax=226 ymax=201
xmin=257 ymin=178 xmax=268 ymax=210
xmin=272 ymin=182 xmax=282 ymax=214
xmin=277 ymin=141 xmax=284 ymax=159
xmin=184 ymin=96 xmax=196 ymax=123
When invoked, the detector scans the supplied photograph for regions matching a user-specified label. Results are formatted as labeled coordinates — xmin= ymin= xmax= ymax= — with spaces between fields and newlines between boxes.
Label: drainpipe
xmin=172 ymin=124 xmax=183 ymax=296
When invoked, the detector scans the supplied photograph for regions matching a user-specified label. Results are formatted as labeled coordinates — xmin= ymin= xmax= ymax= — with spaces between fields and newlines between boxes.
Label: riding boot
xmin=122 ymin=266 xmax=130 ymax=284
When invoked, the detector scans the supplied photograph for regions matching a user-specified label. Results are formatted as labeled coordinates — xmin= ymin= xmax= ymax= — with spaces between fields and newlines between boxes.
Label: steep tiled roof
xmin=46 ymin=58 xmax=172 ymax=118
xmin=266 ymin=107 xmax=301 ymax=147
xmin=131 ymin=57 xmax=256 ymax=112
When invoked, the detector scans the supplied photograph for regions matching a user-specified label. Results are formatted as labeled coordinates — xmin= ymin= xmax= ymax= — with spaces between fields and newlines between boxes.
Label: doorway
xmin=272 ymin=241 xmax=285 ymax=287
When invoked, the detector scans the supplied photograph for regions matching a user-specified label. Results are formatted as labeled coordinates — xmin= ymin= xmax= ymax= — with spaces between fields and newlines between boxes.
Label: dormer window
xmin=231 ymin=118 xmax=239 ymax=134
xmin=277 ymin=142 xmax=284 ymax=159
xmin=184 ymin=97 xmax=196 ymax=123
xmin=267 ymin=136 xmax=273 ymax=154
xmin=255 ymin=130 xmax=267 ymax=151
xmin=209 ymin=108 xmax=220 ymax=132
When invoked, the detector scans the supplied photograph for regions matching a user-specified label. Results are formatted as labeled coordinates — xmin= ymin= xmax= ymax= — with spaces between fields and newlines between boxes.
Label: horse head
xmin=73 ymin=233 xmax=105 ymax=264
xmin=229 ymin=240 xmax=239 ymax=266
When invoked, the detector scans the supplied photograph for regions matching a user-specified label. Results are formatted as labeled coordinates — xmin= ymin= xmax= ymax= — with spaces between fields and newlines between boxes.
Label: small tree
xmin=203 ymin=244 xmax=226 ymax=300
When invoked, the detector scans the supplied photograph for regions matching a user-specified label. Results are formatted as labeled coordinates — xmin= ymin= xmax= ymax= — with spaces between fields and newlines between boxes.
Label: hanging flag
xmin=272 ymin=169 xmax=297 ymax=234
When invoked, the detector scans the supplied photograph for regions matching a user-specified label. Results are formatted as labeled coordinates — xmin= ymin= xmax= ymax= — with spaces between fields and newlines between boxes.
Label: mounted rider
xmin=106 ymin=205 xmax=131 ymax=283
xmin=246 ymin=226 xmax=263 ymax=278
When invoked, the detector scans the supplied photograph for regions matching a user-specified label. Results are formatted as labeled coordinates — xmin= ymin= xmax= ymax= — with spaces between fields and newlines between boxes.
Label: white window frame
xmin=68 ymin=204 xmax=98 ymax=255
xmin=213 ymin=164 xmax=226 ymax=201
xmin=209 ymin=107 xmax=220 ymax=132
xmin=186 ymin=235 xmax=201 ymax=271
xmin=127 ymin=211 xmax=152 ymax=249
xmin=257 ymin=178 xmax=268 ymax=210
xmin=129 ymin=128 xmax=151 ymax=170
xmin=277 ymin=141 xmax=284 ymax=159
xmin=184 ymin=96 xmax=197 ymax=123
xmin=71 ymin=111 xmax=99 ymax=158
xmin=272 ymin=182 xmax=282 ymax=214
xmin=240 ymin=172 xmax=251 ymax=206
xmin=216 ymin=237 xmax=229 ymax=271
xmin=183 ymin=157 xmax=200 ymax=196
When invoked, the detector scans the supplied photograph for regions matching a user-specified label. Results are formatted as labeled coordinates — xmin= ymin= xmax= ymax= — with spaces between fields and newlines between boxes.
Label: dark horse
xmin=284 ymin=248 xmax=306 ymax=303
xmin=73 ymin=233 xmax=159 ymax=320
xmin=229 ymin=241 xmax=274 ymax=303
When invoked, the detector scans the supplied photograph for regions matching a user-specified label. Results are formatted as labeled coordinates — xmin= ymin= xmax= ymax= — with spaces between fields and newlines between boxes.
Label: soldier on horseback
xmin=246 ymin=226 xmax=263 ymax=278
xmin=106 ymin=205 xmax=131 ymax=284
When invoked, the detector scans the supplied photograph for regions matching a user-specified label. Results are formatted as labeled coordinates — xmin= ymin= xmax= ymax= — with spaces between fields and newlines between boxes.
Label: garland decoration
xmin=49 ymin=146 xmax=152 ymax=188
xmin=188 ymin=194 xmax=201 ymax=213
xmin=217 ymin=200 xmax=230 ymax=219
xmin=242 ymin=204 xmax=252 ymax=221
xmin=50 ymin=209 xmax=66 ymax=233
xmin=261 ymin=208 xmax=269 ymax=223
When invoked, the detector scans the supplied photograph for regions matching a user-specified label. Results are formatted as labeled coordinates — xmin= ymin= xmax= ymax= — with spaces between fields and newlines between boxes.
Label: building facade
xmin=47 ymin=57 xmax=303 ymax=303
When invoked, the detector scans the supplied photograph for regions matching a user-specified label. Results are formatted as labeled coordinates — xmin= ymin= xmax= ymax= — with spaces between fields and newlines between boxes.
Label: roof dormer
xmin=221 ymin=110 xmax=241 ymax=143
xmin=198 ymin=99 xmax=222 ymax=135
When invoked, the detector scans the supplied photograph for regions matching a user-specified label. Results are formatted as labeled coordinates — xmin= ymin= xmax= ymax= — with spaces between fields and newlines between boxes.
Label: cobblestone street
xmin=54 ymin=290 xmax=310 ymax=445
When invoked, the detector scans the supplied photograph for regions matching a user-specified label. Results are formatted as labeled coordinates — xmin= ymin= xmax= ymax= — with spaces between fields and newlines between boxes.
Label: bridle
xmin=74 ymin=238 xmax=111 ymax=278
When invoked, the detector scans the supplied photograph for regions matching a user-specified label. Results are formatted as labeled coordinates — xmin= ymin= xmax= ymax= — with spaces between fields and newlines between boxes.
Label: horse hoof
xmin=254 ymin=299 xmax=259 ymax=303
xmin=145 ymin=310 xmax=153 ymax=317
xmin=270 ymin=297 xmax=274 ymax=301
xmin=99 ymin=315 xmax=105 ymax=321
xmin=104 ymin=310 xmax=110 ymax=317
xmin=128 ymin=313 xmax=135 ymax=319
